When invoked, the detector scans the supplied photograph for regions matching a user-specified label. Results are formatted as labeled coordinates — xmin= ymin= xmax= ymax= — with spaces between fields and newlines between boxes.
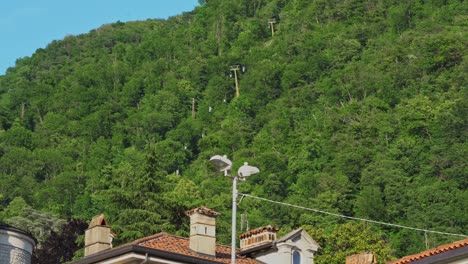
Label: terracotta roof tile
xmin=132 ymin=232 xmax=258 ymax=264
xmin=387 ymin=238 xmax=468 ymax=264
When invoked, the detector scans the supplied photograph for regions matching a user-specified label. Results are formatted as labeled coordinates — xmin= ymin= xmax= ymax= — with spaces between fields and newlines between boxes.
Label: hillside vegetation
xmin=0 ymin=0 xmax=466 ymax=263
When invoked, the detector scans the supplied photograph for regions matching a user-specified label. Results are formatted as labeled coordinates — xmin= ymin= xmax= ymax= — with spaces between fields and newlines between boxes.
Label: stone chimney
xmin=239 ymin=225 xmax=279 ymax=250
xmin=185 ymin=207 xmax=220 ymax=256
xmin=84 ymin=214 xmax=114 ymax=256
xmin=346 ymin=252 xmax=376 ymax=264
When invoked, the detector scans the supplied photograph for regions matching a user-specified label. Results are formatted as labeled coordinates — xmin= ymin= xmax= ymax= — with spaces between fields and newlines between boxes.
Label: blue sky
xmin=0 ymin=1 xmax=199 ymax=75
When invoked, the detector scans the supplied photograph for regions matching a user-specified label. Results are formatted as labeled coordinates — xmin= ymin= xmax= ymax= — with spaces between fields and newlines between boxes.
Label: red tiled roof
xmin=387 ymin=238 xmax=468 ymax=264
xmin=132 ymin=232 xmax=258 ymax=264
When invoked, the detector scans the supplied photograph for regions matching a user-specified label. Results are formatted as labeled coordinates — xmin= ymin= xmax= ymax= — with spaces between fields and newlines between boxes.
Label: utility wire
xmin=239 ymin=193 xmax=468 ymax=238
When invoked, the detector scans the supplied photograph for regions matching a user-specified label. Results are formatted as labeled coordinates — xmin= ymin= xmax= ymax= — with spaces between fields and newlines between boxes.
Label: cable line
xmin=239 ymin=193 xmax=467 ymax=238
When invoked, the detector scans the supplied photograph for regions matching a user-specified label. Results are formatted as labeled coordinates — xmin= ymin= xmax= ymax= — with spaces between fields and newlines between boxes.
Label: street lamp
xmin=210 ymin=155 xmax=260 ymax=264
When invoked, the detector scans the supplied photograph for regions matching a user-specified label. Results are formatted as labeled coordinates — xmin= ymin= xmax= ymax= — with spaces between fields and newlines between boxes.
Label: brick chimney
xmin=185 ymin=207 xmax=220 ymax=256
xmin=346 ymin=252 xmax=377 ymax=264
xmin=84 ymin=214 xmax=114 ymax=256
xmin=239 ymin=225 xmax=279 ymax=250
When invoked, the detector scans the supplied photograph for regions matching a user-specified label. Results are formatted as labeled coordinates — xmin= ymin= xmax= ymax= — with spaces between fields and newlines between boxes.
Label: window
xmin=293 ymin=250 xmax=301 ymax=264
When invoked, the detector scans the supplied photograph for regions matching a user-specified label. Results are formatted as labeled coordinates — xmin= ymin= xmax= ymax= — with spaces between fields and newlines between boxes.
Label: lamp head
xmin=210 ymin=155 xmax=232 ymax=173
xmin=238 ymin=162 xmax=260 ymax=180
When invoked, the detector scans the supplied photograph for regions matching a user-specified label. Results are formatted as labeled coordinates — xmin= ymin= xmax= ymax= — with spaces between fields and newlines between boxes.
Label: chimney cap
xmin=240 ymin=225 xmax=279 ymax=239
xmin=88 ymin=214 xmax=110 ymax=229
xmin=185 ymin=207 xmax=220 ymax=217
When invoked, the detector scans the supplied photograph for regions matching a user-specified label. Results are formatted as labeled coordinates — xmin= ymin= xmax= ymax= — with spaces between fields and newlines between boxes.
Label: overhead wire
xmin=239 ymin=193 xmax=467 ymax=238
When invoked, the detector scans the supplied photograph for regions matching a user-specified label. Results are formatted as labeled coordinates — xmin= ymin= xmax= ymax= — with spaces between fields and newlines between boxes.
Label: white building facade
xmin=240 ymin=227 xmax=320 ymax=264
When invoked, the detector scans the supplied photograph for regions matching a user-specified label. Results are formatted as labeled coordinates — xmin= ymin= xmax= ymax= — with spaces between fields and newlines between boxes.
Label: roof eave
xmin=387 ymin=239 xmax=468 ymax=264
xmin=70 ymin=244 xmax=227 ymax=264
xmin=239 ymin=242 xmax=275 ymax=256
xmin=400 ymin=245 xmax=468 ymax=264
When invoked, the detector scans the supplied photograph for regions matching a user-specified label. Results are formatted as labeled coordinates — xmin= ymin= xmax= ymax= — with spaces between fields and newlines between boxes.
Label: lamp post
xmin=210 ymin=155 xmax=260 ymax=264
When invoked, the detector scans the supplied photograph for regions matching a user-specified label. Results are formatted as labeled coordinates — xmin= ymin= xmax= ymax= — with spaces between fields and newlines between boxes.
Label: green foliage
xmin=32 ymin=219 xmax=88 ymax=264
xmin=305 ymin=222 xmax=394 ymax=264
xmin=0 ymin=0 xmax=466 ymax=261
xmin=1 ymin=197 xmax=66 ymax=244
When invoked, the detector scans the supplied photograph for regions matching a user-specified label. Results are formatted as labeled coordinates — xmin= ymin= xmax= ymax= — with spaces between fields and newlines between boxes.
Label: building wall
xmin=251 ymin=230 xmax=318 ymax=264
xmin=0 ymin=244 xmax=32 ymax=263
xmin=0 ymin=227 xmax=35 ymax=264
xmin=253 ymin=243 xmax=316 ymax=264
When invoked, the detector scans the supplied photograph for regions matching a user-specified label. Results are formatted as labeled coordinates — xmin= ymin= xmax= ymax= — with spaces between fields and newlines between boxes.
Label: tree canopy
xmin=0 ymin=0 xmax=466 ymax=262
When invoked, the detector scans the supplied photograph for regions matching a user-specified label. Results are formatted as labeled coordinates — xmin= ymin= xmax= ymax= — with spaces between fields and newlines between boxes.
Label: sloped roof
xmin=277 ymin=228 xmax=320 ymax=248
xmin=387 ymin=238 xmax=468 ymax=264
xmin=133 ymin=232 xmax=258 ymax=264
xmin=73 ymin=232 xmax=258 ymax=264
xmin=277 ymin=228 xmax=304 ymax=243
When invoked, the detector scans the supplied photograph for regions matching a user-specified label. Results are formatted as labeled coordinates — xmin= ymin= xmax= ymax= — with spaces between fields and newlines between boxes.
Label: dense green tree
xmin=1 ymin=197 xmax=66 ymax=244
xmin=32 ymin=219 xmax=88 ymax=264
xmin=305 ymin=222 xmax=395 ymax=264
xmin=0 ymin=0 xmax=466 ymax=260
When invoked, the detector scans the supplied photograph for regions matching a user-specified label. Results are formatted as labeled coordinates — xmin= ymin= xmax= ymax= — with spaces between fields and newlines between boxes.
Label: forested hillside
xmin=0 ymin=0 xmax=466 ymax=263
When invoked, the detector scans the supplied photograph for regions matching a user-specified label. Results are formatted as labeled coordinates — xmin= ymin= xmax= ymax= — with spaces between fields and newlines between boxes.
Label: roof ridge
xmin=277 ymin=228 xmax=303 ymax=243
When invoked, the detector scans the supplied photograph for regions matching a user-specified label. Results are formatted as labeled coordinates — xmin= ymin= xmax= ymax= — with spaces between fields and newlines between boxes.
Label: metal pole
xmin=233 ymin=69 xmax=239 ymax=98
xmin=268 ymin=19 xmax=276 ymax=37
xmin=231 ymin=175 xmax=238 ymax=264
xmin=424 ymin=232 xmax=429 ymax=249
xmin=269 ymin=21 xmax=275 ymax=37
